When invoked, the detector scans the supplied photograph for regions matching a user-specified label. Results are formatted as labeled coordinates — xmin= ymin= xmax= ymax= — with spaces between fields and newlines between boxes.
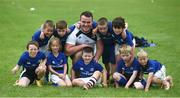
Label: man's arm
xmin=94 ymin=40 xmax=103 ymax=61
xmin=65 ymin=43 xmax=89 ymax=56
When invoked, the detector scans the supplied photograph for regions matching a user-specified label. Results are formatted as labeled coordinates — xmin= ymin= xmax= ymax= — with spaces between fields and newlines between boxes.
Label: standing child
xmin=136 ymin=49 xmax=173 ymax=91
xmin=11 ymin=41 xmax=46 ymax=87
xmin=113 ymin=45 xmax=141 ymax=89
xmin=72 ymin=47 xmax=107 ymax=90
xmin=32 ymin=20 xmax=54 ymax=54
xmin=96 ymin=17 xmax=116 ymax=83
xmin=47 ymin=38 xmax=72 ymax=87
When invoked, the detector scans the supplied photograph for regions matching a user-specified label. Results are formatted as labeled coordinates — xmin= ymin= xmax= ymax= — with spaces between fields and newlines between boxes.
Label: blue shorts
xmin=102 ymin=45 xmax=115 ymax=64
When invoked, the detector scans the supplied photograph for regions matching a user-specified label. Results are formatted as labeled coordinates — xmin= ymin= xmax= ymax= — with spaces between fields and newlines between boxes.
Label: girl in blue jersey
xmin=32 ymin=20 xmax=54 ymax=54
xmin=113 ymin=45 xmax=141 ymax=89
xmin=72 ymin=47 xmax=107 ymax=90
xmin=47 ymin=38 xmax=72 ymax=87
xmin=136 ymin=49 xmax=173 ymax=91
xmin=12 ymin=41 xmax=47 ymax=87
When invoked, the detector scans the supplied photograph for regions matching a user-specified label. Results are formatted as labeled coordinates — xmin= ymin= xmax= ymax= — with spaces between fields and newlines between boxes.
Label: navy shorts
xmin=102 ymin=45 xmax=115 ymax=64
xmin=20 ymin=68 xmax=38 ymax=84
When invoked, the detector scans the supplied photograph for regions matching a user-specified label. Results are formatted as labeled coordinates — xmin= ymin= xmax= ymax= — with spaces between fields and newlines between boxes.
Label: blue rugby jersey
xmin=17 ymin=51 xmax=46 ymax=70
xmin=46 ymin=52 xmax=67 ymax=74
xmin=112 ymin=30 xmax=134 ymax=46
xmin=140 ymin=60 xmax=163 ymax=74
xmin=116 ymin=58 xmax=140 ymax=78
xmin=73 ymin=59 xmax=103 ymax=78
xmin=32 ymin=30 xmax=51 ymax=47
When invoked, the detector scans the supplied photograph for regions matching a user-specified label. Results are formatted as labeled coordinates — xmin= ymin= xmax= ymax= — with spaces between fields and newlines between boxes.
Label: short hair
xmin=97 ymin=17 xmax=108 ymax=26
xmin=42 ymin=20 xmax=54 ymax=29
xmin=82 ymin=47 xmax=94 ymax=54
xmin=48 ymin=37 xmax=62 ymax=52
xmin=56 ymin=20 xmax=67 ymax=29
xmin=26 ymin=41 xmax=39 ymax=50
xmin=80 ymin=11 xmax=93 ymax=20
xmin=137 ymin=49 xmax=148 ymax=58
xmin=119 ymin=45 xmax=131 ymax=55
xmin=112 ymin=17 xmax=125 ymax=29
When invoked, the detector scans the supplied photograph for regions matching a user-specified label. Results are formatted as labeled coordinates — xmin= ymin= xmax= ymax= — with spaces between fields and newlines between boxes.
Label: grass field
xmin=0 ymin=0 xmax=180 ymax=97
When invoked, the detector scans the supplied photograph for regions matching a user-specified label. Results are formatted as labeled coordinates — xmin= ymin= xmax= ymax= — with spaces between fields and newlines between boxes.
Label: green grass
xmin=0 ymin=0 xmax=180 ymax=97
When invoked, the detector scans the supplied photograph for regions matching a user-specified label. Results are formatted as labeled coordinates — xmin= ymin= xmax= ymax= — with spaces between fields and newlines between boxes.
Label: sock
xmin=86 ymin=77 xmax=97 ymax=88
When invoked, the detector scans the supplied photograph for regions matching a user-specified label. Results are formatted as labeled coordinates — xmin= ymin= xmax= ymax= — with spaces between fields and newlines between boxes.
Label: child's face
xmin=121 ymin=53 xmax=131 ymax=62
xmin=43 ymin=26 xmax=53 ymax=37
xmin=138 ymin=56 xmax=148 ymax=66
xmin=113 ymin=27 xmax=123 ymax=35
xmin=28 ymin=44 xmax=39 ymax=58
xmin=57 ymin=28 xmax=67 ymax=37
xmin=82 ymin=52 xmax=94 ymax=64
xmin=51 ymin=40 xmax=60 ymax=53
xmin=97 ymin=24 xmax=108 ymax=34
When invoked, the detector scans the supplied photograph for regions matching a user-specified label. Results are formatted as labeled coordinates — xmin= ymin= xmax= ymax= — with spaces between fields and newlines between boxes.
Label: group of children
xmin=11 ymin=11 xmax=173 ymax=92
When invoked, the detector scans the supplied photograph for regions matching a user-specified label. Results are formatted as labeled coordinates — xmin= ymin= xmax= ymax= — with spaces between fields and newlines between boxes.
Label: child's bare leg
xmin=65 ymin=76 xmax=72 ymax=87
xmin=57 ymin=79 xmax=67 ymax=86
xmin=17 ymin=77 xmax=30 ymax=87
xmin=83 ymin=71 xmax=101 ymax=90
xmin=72 ymin=79 xmax=85 ymax=87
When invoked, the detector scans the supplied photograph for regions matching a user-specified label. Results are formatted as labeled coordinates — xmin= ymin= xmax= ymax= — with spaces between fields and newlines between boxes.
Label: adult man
xmin=65 ymin=11 xmax=103 ymax=65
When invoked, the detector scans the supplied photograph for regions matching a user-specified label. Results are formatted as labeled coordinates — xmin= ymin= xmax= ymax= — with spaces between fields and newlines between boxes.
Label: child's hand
xmin=102 ymin=83 xmax=108 ymax=88
xmin=92 ymin=27 xmax=97 ymax=35
xmin=12 ymin=67 xmax=18 ymax=75
xmin=58 ymin=74 xmax=65 ymax=79
xmin=75 ymin=22 xmax=81 ymax=29
xmin=125 ymin=85 xmax=129 ymax=89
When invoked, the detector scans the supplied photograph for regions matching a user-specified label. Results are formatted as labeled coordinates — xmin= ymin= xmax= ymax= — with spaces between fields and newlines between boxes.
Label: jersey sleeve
xmin=95 ymin=63 xmax=103 ymax=72
xmin=115 ymin=60 xmax=123 ymax=72
xmin=32 ymin=30 xmax=41 ymax=41
xmin=66 ymin=28 xmax=79 ymax=45
xmin=72 ymin=61 xmax=80 ymax=72
xmin=17 ymin=53 xmax=26 ymax=66
xmin=62 ymin=53 xmax=67 ymax=65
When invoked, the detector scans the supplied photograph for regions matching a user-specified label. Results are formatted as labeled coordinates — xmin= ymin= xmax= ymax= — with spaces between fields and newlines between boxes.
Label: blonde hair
xmin=137 ymin=49 xmax=148 ymax=58
xmin=119 ymin=45 xmax=131 ymax=55
xmin=48 ymin=37 xmax=62 ymax=52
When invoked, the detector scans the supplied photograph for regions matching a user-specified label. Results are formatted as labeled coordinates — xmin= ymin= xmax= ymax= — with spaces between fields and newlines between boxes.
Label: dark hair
xmin=48 ymin=37 xmax=62 ymax=52
xmin=80 ymin=11 xmax=93 ymax=20
xmin=97 ymin=17 xmax=108 ymax=26
xmin=26 ymin=41 xmax=39 ymax=50
xmin=82 ymin=47 xmax=94 ymax=54
xmin=56 ymin=20 xmax=67 ymax=29
xmin=112 ymin=17 xmax=125 ymax=29
xmin=42 ymin=20 xmax=54 ymax=29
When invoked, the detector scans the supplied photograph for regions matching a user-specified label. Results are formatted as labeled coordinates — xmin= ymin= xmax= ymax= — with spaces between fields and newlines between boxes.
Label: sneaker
xmin=36 ymin=80 xmax=43 ymax=87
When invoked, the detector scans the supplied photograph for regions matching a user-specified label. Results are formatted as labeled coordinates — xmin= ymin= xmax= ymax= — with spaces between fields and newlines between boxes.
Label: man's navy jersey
xmin=32 ymin=30 xmax=51 ymax=47
xmin=116 ymin=58 xmax=140 ymax=78
xmin=53 ymin=30 xmax=70 ymax=52
xmin=97 ymin=22 xmax=114 ymax=46
xmin=17 ymin=51 xmax=46 ymax=70
xmin=73 ymin=59 xmax=103 ymax=78
xmin=47 ymin=52 xmax=67 ymax=74
xmin=112 ymin=30 xmax=134 ymax=46
xmin=140 ymin=60 xmax=163 ymax=74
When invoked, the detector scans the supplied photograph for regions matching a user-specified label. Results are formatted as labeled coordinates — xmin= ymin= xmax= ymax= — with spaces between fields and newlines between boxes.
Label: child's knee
xmin=134 ymin=82 xmax=144 ymax=89
xmin=113 ymin=72 xmax=119 ymax=81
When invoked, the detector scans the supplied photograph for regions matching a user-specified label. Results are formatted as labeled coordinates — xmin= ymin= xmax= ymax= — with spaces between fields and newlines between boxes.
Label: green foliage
xmin=0 ymin=0 xmax=180 ymax=97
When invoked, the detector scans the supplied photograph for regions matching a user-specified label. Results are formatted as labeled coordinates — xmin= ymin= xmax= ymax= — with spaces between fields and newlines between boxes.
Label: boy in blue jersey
xmin=32 ymin=20 xmax=54 ymax=54
xmin=113 ymin=45 xmax=141 ymax=89
xmin=96 ymin=17 xmax=116 ymax=83
xmin=72 ymin=47 xmax=107 ymax=90
xmin=136 ymin=49 xmax=173 ymax=91
xmin=112 ymin=17 xmax=135 ymax=66
xmin=12 ymin=41 xmax=46 ymax=87
xmin=47 ymin=38 xmax=72 ymax=87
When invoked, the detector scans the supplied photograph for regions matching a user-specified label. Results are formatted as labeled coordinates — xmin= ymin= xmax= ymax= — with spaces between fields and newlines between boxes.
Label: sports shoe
xmin=36 ymin=80 xmax=43 ymax=87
